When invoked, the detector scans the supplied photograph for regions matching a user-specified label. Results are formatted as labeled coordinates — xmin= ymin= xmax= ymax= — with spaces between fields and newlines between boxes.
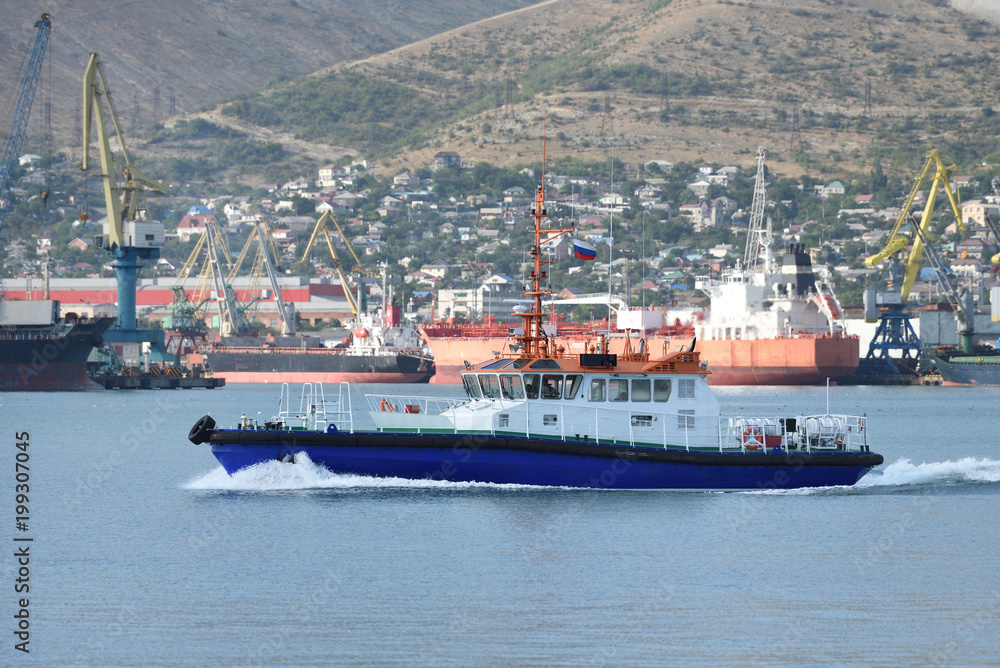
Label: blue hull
xmin=206 ymin=430 xmax=880 ymax=490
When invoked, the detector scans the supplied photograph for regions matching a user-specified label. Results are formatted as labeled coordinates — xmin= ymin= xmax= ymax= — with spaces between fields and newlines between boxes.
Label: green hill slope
xmin=208 ymin=0 xmax=1000 ymax=177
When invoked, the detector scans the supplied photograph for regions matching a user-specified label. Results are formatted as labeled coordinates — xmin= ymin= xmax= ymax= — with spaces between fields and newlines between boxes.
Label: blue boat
xmin=188 ymin=157 xmax=882 ymax=490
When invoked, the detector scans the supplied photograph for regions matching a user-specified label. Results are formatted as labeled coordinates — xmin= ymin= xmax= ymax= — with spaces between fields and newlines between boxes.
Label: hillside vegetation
xmin=0 ymin=0 xmax=538 ymax=148
xmin=202 ymin=0 xmax=1000 ymax=181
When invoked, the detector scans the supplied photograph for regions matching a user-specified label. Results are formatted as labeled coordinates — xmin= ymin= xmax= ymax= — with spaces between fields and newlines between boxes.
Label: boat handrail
xmin=364 ymin=393 xmax=869 ymax=454
xmin=271 ymin=381 xmax=353 ymax=433
xmin=364 ymin=393 xmax=470 ymax=415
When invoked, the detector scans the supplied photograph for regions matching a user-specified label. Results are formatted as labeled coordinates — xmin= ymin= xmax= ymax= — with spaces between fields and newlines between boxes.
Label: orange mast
xmin=515 ymin=119 xmax=575 ymax=359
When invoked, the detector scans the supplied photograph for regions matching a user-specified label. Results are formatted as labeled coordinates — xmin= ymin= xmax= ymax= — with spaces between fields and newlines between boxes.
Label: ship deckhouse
xmin=451 ymin=343 xmax=718 ymax=447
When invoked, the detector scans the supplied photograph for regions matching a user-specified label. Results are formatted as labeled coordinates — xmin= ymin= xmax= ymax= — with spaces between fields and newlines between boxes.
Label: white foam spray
xmin=183 ymin=452 xmax=535 ymax=492
xmin=858 ymin=457 xmax=1000 ymax=487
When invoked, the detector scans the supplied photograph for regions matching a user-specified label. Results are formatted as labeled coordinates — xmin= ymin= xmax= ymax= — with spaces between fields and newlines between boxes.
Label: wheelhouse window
xmin=564 ymin=374 xmax=583 ymax=400
xmin=524 ymin=374 xmax=541 ymax=400
xmin=678 ymin=378 xmax=695 ymax=399
xmin=608 ymin=379 xmax=628 ymax=402
xmin=588 ymin=378 xmax=606 ymax=402
xmin=499 ymin=374 xmax=525 ymax=400
xmin=653 ymin=379 xmax=671 ymax=402
xmin=678 ymin=409 xmax=695 ymax=429
xmin=631 ymin=379 xmax=651 ymax=402
xmin=463 ymin=374 xmax=482 ymax=399
xmin=541 ymin=374 xmax=563 ymax=399
xmin=479 ymin=374 xmax=501 ymax=399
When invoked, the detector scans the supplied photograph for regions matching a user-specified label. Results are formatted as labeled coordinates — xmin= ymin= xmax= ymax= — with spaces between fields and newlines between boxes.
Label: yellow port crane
xmin=862 ymin=148 xmax=984 ymax=361
xmin=864 ymin=149 xmax=965 ymax=302
xmin=299 ymin=210 xmax=368 ymax=316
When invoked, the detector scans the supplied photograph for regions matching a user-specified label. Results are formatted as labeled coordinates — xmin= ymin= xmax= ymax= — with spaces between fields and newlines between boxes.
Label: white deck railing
xmin=365 ymin=392 xmax=869 ymax=454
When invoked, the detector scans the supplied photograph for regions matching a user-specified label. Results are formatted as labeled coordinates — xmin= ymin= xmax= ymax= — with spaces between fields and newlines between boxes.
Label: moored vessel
xmin=200 ymin=271 xmax=434 ymax=384
xmin=0 ymin=299 xmax=115 ymax=391
xmin=190 ymin=151 xmax=882 ymax=490
xmin=200 ymin=303 xmax=434 ymax=384
xmin=927 ymin=348 xmax=1000 ymax=386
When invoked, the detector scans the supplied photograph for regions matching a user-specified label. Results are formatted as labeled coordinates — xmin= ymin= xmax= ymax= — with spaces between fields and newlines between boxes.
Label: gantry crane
xmin=253 ymin=218 xmax=295 ymax=335
xmin=0 ymin=13 xmax=51 ymax=240
xmin=859 ymin=149 xmax=969 ymax=375
xmin=81 ymin=52 xmax=166 ymax=334
xmin=299 ymin=210 xmax=368 ymax=315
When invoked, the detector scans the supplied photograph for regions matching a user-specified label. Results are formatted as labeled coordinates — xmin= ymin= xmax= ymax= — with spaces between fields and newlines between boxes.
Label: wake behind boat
xmin=188 ymin=144 xmax=882 ymax=490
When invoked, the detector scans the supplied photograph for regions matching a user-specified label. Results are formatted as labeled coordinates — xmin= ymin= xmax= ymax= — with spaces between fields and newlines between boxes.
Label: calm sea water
xmin=2 ymin=383 xmax=999 ymax=667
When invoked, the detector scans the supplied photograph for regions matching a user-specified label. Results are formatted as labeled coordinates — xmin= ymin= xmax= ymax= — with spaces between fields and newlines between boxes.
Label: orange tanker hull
xmin=424 ymin=333 xmax=859 ymax=386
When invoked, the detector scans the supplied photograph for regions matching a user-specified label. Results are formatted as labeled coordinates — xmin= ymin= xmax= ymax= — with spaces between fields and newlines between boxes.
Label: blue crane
xmin=0 ymin=12 xmax=52 ymax=236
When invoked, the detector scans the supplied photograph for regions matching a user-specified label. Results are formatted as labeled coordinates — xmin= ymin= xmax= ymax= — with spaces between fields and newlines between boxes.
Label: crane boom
xmin=864 ymin=149 xmax=964 ymax=302
xmin=254 ymin=219 xmax=295 ymax=335
xmin=0 ymin=12 xmax=51 ymax=237
xmin=300 ymin=210 xmax=361 ymax=315
xmin=81 ymin=52 xmax=167 ymax=250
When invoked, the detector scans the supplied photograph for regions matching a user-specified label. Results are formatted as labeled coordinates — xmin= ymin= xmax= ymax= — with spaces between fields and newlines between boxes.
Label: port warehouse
xmin=3 ymin=277 xmax=356 ymax=328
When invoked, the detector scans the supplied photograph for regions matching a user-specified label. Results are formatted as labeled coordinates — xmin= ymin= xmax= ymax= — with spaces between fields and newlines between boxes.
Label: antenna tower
xmin=742 ymin=147 xmax=772 ymax=274
xmin=863 ymin=79 xmax=873 ymax=118
xmin=168 ymin=87 xmax=177 ymax=117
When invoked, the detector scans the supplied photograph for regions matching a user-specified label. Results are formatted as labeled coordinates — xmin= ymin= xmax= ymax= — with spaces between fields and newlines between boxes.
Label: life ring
xmin=380 ymin=398 xmax=394 ymax=412
xmin=858 ymin=420 xmax=864 ymax=432
xmin=742 ymin=427 xmax=762 ymax=446
xmin=188 ymin=415 xmax=216 ymax=444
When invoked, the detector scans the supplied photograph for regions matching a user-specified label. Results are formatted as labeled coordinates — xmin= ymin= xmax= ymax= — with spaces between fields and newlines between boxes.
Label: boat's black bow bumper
xmin=188 ymin=415 xmax=217 ymax=444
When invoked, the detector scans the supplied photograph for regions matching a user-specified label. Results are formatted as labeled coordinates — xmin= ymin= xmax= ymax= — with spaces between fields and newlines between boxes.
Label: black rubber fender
xmin=188 ymin=415 xmax=216 ymax=444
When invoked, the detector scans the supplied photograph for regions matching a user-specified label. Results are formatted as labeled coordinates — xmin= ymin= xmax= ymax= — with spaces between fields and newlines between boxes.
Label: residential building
xmin=434 ymin=151 xmax=462 ymax=170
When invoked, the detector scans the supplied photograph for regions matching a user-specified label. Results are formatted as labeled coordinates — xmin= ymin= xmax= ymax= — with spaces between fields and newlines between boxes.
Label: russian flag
xmin=573 ymin=239 xmax=597 ymax=261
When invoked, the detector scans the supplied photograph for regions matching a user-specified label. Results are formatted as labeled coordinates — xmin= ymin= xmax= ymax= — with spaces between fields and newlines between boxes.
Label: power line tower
xmin=168 ymin=87 xmax=177 ymax=117
xmin=152 ymin=85 xmax=161 ymax=124
xmin=600 ymin=90 xmax=615 ymax=137
xmin=131 ymin=92 xmax=141 ymax=127
xmin=789 ymin=107 xmax=803 ymax=152
xmin=660 ymin=72 xmax=669 ymax=121
xmin=504 ymin=76 xmax=514 ymax=117
xmin=863 ymin=79 xmax=873 ymax=118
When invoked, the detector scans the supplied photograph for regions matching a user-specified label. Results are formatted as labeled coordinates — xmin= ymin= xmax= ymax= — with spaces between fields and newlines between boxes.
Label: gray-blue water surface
xmin=2 ymin=383 xmax=999 ymax=667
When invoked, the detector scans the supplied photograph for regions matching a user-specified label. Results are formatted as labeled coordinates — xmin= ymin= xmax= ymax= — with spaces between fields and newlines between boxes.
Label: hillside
xmin=0 ymin=0 xmax=539 ymax=147
xmin=197 ymin=0 xmax=1000 ymax=180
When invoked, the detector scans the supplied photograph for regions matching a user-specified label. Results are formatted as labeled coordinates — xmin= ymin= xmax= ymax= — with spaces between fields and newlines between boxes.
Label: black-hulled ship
xmin=200 ymin=303 xmax=434 ymax=384
xmin=0 ymin=299 xmax=115 ymax=391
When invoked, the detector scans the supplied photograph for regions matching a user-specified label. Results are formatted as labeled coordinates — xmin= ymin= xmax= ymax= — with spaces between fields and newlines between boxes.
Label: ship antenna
xmin=514 ymin=114 xmax=574 ymax=359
